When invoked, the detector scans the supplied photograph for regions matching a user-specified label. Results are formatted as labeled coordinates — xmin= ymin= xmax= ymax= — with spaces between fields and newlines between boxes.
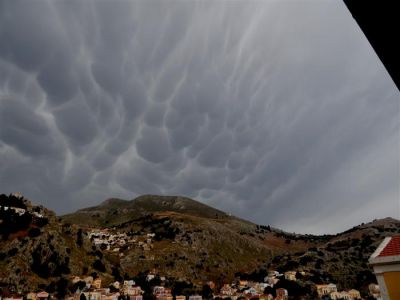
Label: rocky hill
xmin=1 ymin=193 xmax=399 ymax=298
xmin=0 ymin=194 xmax=117 ymax=297
xmin=62 ymin=195 xmax=312 ymax=285
xmin=62 ymin=195 xmax=232 ymax=227
xmin=265 ymin=217 xmax=400 ymax=293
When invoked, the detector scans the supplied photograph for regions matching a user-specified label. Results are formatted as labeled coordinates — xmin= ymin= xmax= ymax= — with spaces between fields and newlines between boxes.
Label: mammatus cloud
xmin=0 ymin=0 xmax=398 ymax=234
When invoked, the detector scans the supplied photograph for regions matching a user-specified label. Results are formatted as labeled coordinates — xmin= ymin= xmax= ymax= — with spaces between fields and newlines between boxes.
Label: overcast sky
xmin=0 ymin=0 xmax=398 ymax=234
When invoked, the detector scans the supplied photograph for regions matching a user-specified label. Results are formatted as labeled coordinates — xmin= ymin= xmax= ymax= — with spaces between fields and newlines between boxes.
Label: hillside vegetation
xmin=1 ymin=193 xmax=399 ymax=298
xmin=62 ymin=195 xmax=231 ymax=227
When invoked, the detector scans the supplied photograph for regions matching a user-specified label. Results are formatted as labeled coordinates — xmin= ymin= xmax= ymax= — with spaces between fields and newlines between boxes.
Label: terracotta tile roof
xmin=377 ymin=235 xmax=400 ymax=257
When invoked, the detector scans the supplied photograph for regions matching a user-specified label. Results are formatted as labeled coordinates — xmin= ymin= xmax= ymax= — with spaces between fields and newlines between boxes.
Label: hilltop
xmin=62 ymin=195 xmax=231 ymax=227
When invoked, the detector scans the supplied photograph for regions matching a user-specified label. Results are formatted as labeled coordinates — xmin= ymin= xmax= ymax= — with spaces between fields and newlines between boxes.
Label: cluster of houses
xmin=367 ymin=284 xmax=380 ymax=300
xmin=213 ymin=270 xmax=381 ymax=300
xmin=64 ymin=276 xmax=204 ymax=300
xmin=0 ymin=192 xmax=26 ymax=216
xmin=0 ymin=192 xmax=44 ymax=218
xmin=0 ymin=206 xmax=44 ymax=219
xmin=217 ymin=281 xmax=287 ymax=300
xmin=316 ymin=284 xmax=362 ymax=300
xmin=212 ymin=271 xmax=291 ymax=300
xmin=0 ymin=276 xmax=146 ymax=300
xmin=67 ymin=276 xmax=143 ymax=300
xmin=1 ymin=291 xmax=50 ymax=300
xmin=88 ymin=229 xmax=155 ymax=253
xmin=0 ymin=272 xmax=383 ymax=300
xmin=152 ymin=286 xmax=201 ymax=300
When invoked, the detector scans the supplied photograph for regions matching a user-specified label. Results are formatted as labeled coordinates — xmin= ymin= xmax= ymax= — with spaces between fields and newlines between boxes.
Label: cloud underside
xmin=0 ymin=0 xmax=398 ymax=234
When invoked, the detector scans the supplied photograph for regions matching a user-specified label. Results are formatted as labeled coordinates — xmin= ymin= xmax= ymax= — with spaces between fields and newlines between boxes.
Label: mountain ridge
xmin=1 ymin=193 xmax=399 ymax=297
xmin=62 ymin=194 xmax=235 ymax=227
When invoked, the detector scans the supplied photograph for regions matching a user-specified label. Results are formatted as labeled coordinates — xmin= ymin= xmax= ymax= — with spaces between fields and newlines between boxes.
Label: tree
xmin=76 ymin=229 xmax=83 ymax=247
xmin=295 ymin=272 xmax=304 ymax=280
xmin=274 ymin=279 xmax=311 ymax=299
xmin=201 ymin=284 xmax=213 ymax=299
xmin=28 ymin=227 xmax=41 ymax=238
xmin=70 ymin=281 xmax=86 ymax=293
xmin=149 ymin=275 xmax=162 ymax=286
xmin=264 ymin=286 xmax=276 ymax=297
xmin=112 ymin=267 xmax=123 ymax=282
xmin=172 ymin=280 xmax=194 ymax=296
xmin=93 ymin=259 xmax=106 ymax=272
xmin=55 ymin=277 xmax=69 ymax=299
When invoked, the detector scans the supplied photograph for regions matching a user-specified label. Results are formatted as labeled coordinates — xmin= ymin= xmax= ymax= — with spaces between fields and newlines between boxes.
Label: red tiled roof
xmin=378 ymin=236 xmax=400 ymax=257
xmin=36 ymin=291 xmax=49 ymax=297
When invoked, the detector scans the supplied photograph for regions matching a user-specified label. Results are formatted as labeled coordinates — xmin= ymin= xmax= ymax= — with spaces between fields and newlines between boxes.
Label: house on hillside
xmin=146 ymin=274 xmax=155 ymax=281
xmin=26 ymin=292 xmax=37 ymax=300
xmin=112 ymin=281 xmax=121 ymax=289
xmin=153 ymin=286 xmax=165 ymax=295
xmin=368 ymin=284 xmax=381 ymax=299
xmin=330 ymin=289 xmax=361 ymax=300
xmin=102 ymin=293 xmax=120 ymax=300
xmin=239 ymin=280 xmax=249 ymax=288
xmin=369 ymin=235 xmax=400 ymax=300
xmin=284 ymin=271 xmax=297 ymax=281
xmin=36 ymin=291 xmax=49 ymax=300
xmin=11 ymin=207 xmax=26 ymax=215
xmin=264 ymin=272 xmax=280 ymax=286
xmin=348 ymin=289 xmax=361 ymax=299
xmin=268 ymin=271 xmax=280 ymax=277
xmin=154 ymin=286 xmax=172 ymax=300
xmin=124 ymin=286 xmax=142 ymax=296
xmin=340 ymin=291 xmax=352 ymax=300
xmin=316 ymin=284 xmax=337 ymax=298
xmin=93 ymin=278 xmax=102 ymax=289
xmin=253 ymin=283 xmax=268 ymax=293
xmin=259 ymin=294 xmax=274 ymax=300
xmin=245 ymin=287 xmax=259 ymax=296
xmin=275 ymin=288 xmax=288 ymax=300
xmin=329 ymin=291 xmax=342 ymax=300
xmin=220 ymin=284 xmax=236 ymax=296
xmin=124 ymin=280 xmax=135 ymax=287
xmin=155 ymin=297 xmax=172 ymax=300
xmin=82 ymin=291 xmax=101 ymax=300
xmin=33 ymin=211 xmax=43 ymax=218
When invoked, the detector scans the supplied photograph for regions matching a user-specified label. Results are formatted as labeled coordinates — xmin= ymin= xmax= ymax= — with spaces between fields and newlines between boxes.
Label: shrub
xmin=299 ymin=255 xmax=313 ymax=265
xmin=7 ymin=248 xmax=18 ymax=256
xmin=76 ymin=229 xmax=83 ymax=247
xmin=93 ymin=259 xmax=106 ymax=272
xmin=35 ymin=217 xmax=49 ymax=227
xmin=28 ymin=227 xmax=41 ymax=238
xmin=55 ymin=277 xmax=69 ymax=299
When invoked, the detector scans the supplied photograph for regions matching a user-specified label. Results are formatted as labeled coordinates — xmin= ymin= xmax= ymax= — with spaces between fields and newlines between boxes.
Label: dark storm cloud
xmin=0 ymin=0 xmax=398 ymax=233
